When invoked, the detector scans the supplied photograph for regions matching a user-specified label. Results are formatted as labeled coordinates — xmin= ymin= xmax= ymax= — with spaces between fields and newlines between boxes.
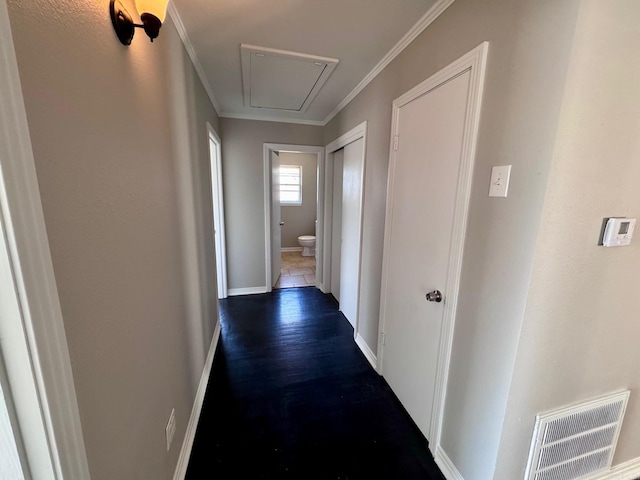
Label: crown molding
xmin=169 ymin=0 xmax=454 ymax=127
xmin=322 ymin=0 xmax=456 ymax=125
xmin=219 ymin=112 xmax=325 ymax=127
xmin=168 ymin=3 xmax=222 ymax=114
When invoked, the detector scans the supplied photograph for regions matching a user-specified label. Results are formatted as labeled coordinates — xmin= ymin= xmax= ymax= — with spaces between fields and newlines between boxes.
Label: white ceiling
xmin=170 ymin=0 xmax=438 ymax=125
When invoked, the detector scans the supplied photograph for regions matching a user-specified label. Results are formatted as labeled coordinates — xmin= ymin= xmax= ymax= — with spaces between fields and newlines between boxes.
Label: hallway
xmin=186 ymin=288 xmax=445 ymax=479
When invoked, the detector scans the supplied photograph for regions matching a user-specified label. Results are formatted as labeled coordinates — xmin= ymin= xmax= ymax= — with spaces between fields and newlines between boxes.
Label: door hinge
xmin=393 ymin=135 xmax=399 ymax=151
xmin=381 ymin=332 xmax=386 ymax=346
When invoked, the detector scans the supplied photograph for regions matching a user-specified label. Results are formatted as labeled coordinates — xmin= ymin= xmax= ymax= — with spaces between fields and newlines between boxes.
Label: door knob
xmin=425 ymin=290 xmax=443 ymax=302
xmin=279 ymin=221 xmax=285 ymax=226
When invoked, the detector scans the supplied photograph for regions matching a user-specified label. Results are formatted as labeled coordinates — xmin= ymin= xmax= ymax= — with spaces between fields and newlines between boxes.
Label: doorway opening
xmin=274 ymin=153 xmax=318 ymax=289
xmin=263 ymin=144 xmax=324 ymax=291
xmin=207 ymin=123 xmax=228 ymax=299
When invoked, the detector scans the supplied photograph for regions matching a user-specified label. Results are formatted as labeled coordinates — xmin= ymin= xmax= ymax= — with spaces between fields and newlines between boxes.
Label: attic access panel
xmin=241 ymin=44 xmax=339 ymax=113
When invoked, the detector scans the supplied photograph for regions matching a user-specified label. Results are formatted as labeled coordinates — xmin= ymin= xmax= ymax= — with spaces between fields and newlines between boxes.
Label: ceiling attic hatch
xmin=241 ymin=44 xmax=339 ymax=113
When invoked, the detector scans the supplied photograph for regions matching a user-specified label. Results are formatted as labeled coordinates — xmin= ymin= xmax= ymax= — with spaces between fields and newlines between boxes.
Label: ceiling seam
xmin=321 ymin=0 xmax=456 ymax=126
xmin=218 ymin=112 xmax=325 ymax=127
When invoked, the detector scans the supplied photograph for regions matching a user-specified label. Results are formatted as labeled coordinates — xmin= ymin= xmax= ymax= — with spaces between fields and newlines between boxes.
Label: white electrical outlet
xmin=165 ymin=408 xmax=176 ymax=451
xmin=489 ymin=165 xmax=512 ymax=197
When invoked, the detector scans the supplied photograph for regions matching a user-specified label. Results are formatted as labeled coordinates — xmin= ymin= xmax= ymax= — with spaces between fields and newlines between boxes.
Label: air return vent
xmin=525 ymin=391 xmax=629 ymax=480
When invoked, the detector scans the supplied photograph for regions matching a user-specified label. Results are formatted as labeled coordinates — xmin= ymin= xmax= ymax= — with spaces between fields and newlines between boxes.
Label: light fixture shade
xmin=135 ymin=0 xmax=169 ymax=22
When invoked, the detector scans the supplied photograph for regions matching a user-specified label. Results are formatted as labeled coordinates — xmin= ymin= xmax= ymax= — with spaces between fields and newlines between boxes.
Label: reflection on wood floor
xmin=185 ymin=288 xmax=445 ymax=479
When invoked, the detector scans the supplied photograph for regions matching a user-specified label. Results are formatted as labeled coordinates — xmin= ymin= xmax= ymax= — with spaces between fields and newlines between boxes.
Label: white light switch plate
xmin=489 ymin=165 xmax=512 ymax=197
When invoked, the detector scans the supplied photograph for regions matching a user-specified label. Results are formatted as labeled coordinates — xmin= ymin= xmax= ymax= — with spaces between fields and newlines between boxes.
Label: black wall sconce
xmin=110 ymin=0 xmax=169 ymax=45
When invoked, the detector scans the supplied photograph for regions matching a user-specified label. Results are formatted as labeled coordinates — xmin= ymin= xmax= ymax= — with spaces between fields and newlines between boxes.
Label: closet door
xmin=338 ymin=138 xmax=364 ymax=328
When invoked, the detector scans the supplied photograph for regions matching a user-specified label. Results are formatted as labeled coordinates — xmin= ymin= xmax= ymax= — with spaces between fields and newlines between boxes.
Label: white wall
xmin=220 ymin=118 xmax=323 ymax=290
xmin=495 ymin=1 xmax=640 ymax=477
xmin=279 ymin=152 xmax=317 ymax=248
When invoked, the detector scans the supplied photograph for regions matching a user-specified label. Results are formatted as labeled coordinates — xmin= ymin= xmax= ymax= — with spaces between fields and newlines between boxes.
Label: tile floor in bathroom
xmin=275 ymin=251 xmax=316 ymax=289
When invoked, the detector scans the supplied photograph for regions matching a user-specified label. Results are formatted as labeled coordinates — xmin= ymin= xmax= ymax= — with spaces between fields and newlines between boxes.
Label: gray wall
xmin=279 ymin=152 xmax=317 ymax=248
xmin=220 ymin=118 xmax=323 ymax=290
xmin=496 ymin=1 xmax=640 ymax=476
xmin=323 ymin=0 xmax=579 ymax=477
xmin=6 ymin=1 xmax=220 ymax=478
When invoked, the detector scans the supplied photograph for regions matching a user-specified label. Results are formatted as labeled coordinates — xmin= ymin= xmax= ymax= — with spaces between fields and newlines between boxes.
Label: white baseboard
xmin=354 ymin=333 xmax=377 ymax=370
xmin=227 ymin=286 xmax=268 ymax=296
xmin=432 ymin=444 xmax=640 ymax=480
xmin=281 ymin=247 xmax=303 ymax=252
xmin=173 ymin=322 xmax=221 ymax=480
xmin=584 ymin=457 xmax=640 ymax=480
xmin=435 ymin=445 xmax=464 ymax=480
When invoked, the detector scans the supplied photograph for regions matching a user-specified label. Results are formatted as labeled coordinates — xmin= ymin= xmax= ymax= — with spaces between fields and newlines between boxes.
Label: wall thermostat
xmin=602 ymin=217 xmax=636 ymax=247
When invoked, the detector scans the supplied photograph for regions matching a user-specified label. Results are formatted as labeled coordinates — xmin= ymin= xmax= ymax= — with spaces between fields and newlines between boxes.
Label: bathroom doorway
xmin=263 ymin=144 xmax=323 ymax=290
xmin=276 ymin=151 xmax=318 ymax=289
xmin=263 ymin=125 xmax=366 ymax=336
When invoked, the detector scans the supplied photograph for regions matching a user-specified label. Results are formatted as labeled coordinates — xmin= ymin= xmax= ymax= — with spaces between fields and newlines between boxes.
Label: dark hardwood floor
xmin=186 ymin=287 xmax=445 ymax=480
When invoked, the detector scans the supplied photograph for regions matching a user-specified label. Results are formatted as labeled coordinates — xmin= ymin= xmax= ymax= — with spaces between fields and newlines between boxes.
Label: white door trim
xmin=263 ymin=144 xmax=325 ymax=292
xmin=322 ymin=121 xmax=368 ymax=338
xmin=207 ymin=123 xmax=228 ymax=299
xmin=378 ymin=42 xmax=488 ymax=452
xmin=0 ymin=0 xmax=91 ymax=477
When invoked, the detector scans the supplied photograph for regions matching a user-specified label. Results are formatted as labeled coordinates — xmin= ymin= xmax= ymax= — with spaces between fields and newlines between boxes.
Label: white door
xmin=209 ymin=130 xmax=227 ymax=299
xmin=271 ymin=151 xmax=281 ymax=287
xmin=339 ymin=138 xmax=364 ymax=328
xmin=380 ymin=70 xmax=472 ymax=439
xmin=331 ymin=149 xmax=344 ymax=301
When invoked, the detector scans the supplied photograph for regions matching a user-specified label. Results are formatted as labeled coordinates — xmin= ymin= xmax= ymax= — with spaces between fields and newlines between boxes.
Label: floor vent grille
xmin=525 ymin=391 xmax=630 ymax=480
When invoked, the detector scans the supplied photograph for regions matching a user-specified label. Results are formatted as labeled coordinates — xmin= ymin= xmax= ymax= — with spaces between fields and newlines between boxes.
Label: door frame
xmin=207 ymin=122 xmax=228 ymax=299
xmin=0 ymin=0 xmax=91 ymax=476
xmin=378 ymin=43 xmax=488 ymax=452
xmin=322 ymin=121 xmax=367 ymax=340
xmin=263 ymin=144 xmax=325 ymax=292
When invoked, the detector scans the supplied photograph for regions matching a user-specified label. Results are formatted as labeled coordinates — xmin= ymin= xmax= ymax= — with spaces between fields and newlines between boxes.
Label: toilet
xmin=297 ymin=235 xmax=316 ymax=257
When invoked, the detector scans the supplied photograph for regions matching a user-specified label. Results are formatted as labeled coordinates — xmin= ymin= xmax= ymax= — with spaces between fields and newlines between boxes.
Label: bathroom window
xmin=280 ymin=165 xmax=302 ymax=206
